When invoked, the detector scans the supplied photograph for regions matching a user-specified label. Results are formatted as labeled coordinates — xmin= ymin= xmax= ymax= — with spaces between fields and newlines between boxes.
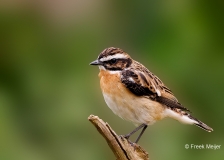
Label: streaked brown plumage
xmin=90 ymin=47 xmax=213 ymax=143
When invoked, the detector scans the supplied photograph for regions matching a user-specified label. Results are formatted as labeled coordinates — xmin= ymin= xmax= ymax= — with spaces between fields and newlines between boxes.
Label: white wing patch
xmin=128 ymin=77 xmax=135 ymax=83
xmin=155 ymin=89 xmax=161 ymax=96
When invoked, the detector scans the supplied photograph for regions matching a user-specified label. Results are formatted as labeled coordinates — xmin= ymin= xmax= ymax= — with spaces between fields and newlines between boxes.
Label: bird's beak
xmin=90 ymin=59 xmax=102 ymax=65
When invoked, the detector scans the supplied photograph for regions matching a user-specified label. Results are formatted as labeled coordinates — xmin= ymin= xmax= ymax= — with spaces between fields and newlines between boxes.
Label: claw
xmin=120 ymin=135 xmax=133 ymax=144
xmin=120 ymin=134 xmax=130 ymax=140
xmin=123 ymin=134 xmax=130 ymax=139
xmin=130 ymin=142 xmax=137 ymax=151
xmin=119 ymin=135 xmax=137 ymax=151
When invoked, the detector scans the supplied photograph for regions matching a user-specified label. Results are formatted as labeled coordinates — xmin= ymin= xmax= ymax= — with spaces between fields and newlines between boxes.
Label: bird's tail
xmin=189 ymin=115 xmax=213 ymax=132
xmin=165 ymin=108 xmax=213 ymax=132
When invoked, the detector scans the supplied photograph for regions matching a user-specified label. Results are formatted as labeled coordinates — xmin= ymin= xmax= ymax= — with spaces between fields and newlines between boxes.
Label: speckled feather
xmin=120 ymin=61 xmax=190 ymax=112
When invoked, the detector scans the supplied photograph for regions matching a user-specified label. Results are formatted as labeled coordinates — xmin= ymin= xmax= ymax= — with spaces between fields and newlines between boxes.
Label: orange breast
xmin=99 ymin=70 xmax=122 ymax=94
xmin=98 ymin=69 xmax=166 ymax=125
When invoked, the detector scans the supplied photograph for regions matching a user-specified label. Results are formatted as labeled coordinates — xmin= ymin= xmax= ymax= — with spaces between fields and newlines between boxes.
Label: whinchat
xmin=90 ymin=47 xmax=213 ymax=143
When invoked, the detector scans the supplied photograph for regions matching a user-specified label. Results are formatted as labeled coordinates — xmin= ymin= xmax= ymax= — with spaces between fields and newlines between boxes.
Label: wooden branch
xmin=88 ymin=114 xmax=149 ymax=160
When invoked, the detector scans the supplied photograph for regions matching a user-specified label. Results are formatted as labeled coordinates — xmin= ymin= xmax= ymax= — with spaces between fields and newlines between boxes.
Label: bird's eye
xmin=110 ymin=58 xmax=117 ymax=64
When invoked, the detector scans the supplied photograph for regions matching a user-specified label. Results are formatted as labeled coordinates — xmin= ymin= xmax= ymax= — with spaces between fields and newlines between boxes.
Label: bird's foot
xmin=119 ymin=135 xmax=137 ymax=150
xmin=123 ymin=133 xmax=131 ymax=140
xmin=129 ymin=142 xmax=138 ymax=151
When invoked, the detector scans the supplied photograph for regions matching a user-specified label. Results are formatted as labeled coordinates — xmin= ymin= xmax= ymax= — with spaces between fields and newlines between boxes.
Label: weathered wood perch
xmin=88 ymin=114 xmax=149 ymax=160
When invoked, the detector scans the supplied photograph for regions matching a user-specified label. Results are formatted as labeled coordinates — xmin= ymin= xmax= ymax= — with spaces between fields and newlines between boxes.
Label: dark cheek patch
xmin=103 ymin=59 xmax=131 ymax=71
xmin=119 ymin=59 xmax=130 ymax=68
xmin=117 ymin=61 xmax=125 ymax=68
xmin=104 ymin=62 xmax=122 ymax=71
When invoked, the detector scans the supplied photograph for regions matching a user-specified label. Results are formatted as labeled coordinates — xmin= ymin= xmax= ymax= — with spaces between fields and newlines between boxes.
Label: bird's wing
xmin=121 ymin=66 xmax=190 ymax=112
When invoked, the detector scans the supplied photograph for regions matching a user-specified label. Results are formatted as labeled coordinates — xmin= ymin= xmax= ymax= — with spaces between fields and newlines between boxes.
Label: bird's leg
xmin=134 ymin=124 xmax=148 ymax=143
xmin=123 ymin=123 xmax=146 ymax=140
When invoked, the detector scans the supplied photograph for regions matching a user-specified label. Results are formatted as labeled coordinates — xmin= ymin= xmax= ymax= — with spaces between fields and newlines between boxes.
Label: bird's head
xmin=90 ymin=47 xmax=133 ymax=71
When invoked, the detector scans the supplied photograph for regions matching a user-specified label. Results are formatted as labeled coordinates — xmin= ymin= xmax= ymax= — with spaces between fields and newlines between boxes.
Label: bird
xmin=90 ymin=47 xmax=213 ymax=144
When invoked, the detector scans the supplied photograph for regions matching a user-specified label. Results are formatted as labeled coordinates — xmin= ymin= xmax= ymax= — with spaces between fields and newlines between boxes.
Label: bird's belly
xmin=102 ymin=91 xmax=165 ymax=125
xmin=100 ymin=72 xmax=166 ymax=125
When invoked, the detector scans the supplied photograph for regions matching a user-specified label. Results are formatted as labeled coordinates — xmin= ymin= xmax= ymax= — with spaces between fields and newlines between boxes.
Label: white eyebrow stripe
xmin=99 ymin=54 xmax=127 ymax=62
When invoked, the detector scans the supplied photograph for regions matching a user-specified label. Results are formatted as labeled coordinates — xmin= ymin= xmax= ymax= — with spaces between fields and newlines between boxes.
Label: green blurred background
xmin=0 ymin=0 xmax=224 ymax=160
